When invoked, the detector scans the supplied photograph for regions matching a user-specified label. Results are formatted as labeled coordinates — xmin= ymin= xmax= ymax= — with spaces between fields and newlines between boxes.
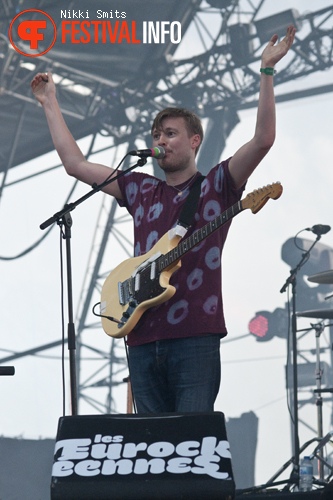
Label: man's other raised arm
xmin=228 ymin=25 xmax=296 ymax=190
xmin=31 ymin=72 xmax=123 ymax=200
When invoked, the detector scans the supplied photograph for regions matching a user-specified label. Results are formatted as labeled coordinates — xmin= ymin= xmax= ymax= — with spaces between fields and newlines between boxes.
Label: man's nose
xmin=158 ymin=133 xmax=167 ymax=146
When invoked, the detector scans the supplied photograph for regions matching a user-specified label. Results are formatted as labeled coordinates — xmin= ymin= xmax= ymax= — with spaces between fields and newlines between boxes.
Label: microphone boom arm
xmin=280 ymin=233 xmax=321 ymax=294
xmin=40 ymin=156 xmax=147 ymax=230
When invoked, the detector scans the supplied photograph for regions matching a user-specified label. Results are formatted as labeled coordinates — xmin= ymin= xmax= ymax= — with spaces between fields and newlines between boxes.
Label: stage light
xmin=254 ymin=9 xmax=302 ymax=45
xmin=249 ymin=307 xmax=289 ymax=342
xmin=249 ymin=312 xmax=269 ymax=340
xmin=229 ymin=23 xmax=255 ymax=66
xmin=286 ymin=362 xmax=332 ymax=389
xmin=282 ymin=237 xmax=333 ymax=277
xmin=206 ymin=0 xmax=233 ymax=9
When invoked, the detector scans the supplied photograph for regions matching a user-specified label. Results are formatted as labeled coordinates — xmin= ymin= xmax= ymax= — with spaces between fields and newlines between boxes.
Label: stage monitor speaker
xmin=51 ymin=411 xmax=235 ymax=499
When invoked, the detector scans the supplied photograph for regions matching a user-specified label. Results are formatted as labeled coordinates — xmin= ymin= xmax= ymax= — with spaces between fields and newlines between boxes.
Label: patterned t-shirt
xmin=116 ymin=159 xmax=244 ymax=346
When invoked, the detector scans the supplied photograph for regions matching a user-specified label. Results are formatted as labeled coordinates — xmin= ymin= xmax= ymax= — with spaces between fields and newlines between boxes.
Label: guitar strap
xmin=177 ymin=174 xmax=205 ymax=230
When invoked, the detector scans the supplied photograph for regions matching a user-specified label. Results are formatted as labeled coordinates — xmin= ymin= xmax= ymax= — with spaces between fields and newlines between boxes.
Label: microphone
xmin=128 ymin=146 xmax=165 ymax=159
xmin=306 ymin=224 xmax=331 ymax=236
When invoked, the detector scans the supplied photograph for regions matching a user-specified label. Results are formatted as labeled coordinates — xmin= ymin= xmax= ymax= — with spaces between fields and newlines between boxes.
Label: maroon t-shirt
xmin=117 ymin=159 xmax=244 ymax=346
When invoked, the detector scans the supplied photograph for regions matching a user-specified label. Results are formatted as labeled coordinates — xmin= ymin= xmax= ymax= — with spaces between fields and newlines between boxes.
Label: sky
xmin=1 ymin=0 xmax=333 ymax=490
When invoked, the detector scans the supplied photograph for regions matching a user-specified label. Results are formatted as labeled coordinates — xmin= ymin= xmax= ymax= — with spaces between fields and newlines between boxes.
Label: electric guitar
xmin=100 ymin=182 xmax=283 ymax=338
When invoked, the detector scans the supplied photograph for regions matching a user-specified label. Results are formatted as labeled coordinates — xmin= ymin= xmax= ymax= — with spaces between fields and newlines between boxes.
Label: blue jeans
xmin=128 ymin=335 xmax=221 ymax=413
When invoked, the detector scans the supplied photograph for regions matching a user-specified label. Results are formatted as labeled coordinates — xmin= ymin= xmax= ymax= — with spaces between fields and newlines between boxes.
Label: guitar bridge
xmin=118 ymin=278 xmax=134 ymax=306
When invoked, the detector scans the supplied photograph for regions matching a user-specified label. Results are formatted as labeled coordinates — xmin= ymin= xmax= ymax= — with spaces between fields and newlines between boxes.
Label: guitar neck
xmin=159 ymin=198 xmax=243 ymax=270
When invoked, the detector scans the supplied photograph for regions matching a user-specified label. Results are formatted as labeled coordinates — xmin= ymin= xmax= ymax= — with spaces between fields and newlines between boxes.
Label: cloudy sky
xmin=1 ymin=0 xmax=333 ymax=488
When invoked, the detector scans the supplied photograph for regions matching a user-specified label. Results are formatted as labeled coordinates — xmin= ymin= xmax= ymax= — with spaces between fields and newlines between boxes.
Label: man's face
xmin=152 ymin=117 xmax=199 ymax=173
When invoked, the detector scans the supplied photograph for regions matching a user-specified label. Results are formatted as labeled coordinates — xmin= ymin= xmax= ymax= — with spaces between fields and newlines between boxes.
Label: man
xmin=31 ymin=26 xmax=296 ymax=413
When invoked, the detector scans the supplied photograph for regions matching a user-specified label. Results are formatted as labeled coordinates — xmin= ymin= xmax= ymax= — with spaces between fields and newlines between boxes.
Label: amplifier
xmin=51 ymin=411 xmax=235 ymax=499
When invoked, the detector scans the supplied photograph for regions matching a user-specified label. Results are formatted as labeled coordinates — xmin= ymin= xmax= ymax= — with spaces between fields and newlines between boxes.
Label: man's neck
xmin=165 ymin=168 xmax=198 ymax=187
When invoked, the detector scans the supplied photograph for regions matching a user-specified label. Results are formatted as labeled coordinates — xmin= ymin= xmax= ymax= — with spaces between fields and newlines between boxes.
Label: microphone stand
xmin=280 ymin=233 xmax=322 ymax=489
xmin=40 ymin=157 xmax=147 ymax=416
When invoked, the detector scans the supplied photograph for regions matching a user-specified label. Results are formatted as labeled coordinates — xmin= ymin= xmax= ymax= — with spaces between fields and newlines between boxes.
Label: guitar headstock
xmin=242 ymin=182 xmax=283 ymax=214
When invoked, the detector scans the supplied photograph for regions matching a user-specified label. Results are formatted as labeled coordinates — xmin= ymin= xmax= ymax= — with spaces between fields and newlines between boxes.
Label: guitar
xmin=100 ymin=182 xmax=283 ymax=338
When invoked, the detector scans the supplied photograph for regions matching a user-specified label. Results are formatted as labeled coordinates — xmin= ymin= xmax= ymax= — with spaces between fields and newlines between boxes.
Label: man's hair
xmin=151 ymin=107 xmax=204 ymax=155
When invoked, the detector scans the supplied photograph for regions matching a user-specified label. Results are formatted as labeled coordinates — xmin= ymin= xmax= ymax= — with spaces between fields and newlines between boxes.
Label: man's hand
xmin=30 ymin=72 xmax=54 ymax=104
xmin=261 ymin=25 xmax=296 ymax=68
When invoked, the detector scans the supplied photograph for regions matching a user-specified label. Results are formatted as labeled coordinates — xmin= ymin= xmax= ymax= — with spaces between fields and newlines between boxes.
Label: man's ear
xmin=191 ymin=134 xmax=201 ymax=150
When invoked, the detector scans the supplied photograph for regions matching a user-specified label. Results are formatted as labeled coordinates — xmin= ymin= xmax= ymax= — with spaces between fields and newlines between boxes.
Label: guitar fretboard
xmin=158 ymin=199 xmax=243 ymax=271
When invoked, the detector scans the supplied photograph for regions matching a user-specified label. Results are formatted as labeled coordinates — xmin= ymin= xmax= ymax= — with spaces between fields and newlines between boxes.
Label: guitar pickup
xmin=134 ymin=273 xmax=140 ymax=292
xmin=150 ymin=261 xmax=156 ymax=280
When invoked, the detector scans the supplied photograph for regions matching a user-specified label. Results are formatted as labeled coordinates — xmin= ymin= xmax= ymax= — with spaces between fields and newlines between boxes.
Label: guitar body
xmin=100 ymin=182 xmax=283 ymax=339
xmin=101 ymin=231 xmax=182 ymax=338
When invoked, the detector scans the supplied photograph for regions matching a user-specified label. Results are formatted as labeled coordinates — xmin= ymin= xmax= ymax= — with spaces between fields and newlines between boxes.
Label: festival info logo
xmin=9 ymin=9 xmax=57 ymax=57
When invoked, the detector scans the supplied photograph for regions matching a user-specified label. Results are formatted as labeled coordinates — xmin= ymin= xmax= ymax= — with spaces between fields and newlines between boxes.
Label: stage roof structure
xmin=0 ymin=0 xmax=201 ymax=174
